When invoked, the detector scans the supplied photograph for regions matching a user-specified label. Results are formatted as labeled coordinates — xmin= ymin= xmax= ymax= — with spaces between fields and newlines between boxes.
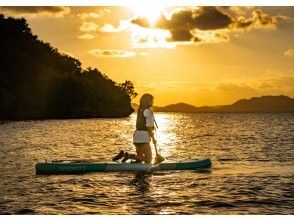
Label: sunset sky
xmin=1 ymin=6 xmax=294 ymax=106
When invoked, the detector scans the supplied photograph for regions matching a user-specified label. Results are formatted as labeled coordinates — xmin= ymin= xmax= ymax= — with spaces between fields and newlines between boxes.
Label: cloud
xmin=192 ymin=30 xmax=229 ymax=43
xmin=131 ymin=7 xmax=234 ymax=43
xmin=190 ymin=7 xmax=233 ymax=30
xmin=226 ymin=6 xmax=253 ymax=16
xmin=168 ymin=29 xmax=195 ymax=42
xmin=215 ymin=83 xmax=259 ymax=102
xmin=99 ymin=21 xmax=128 ymax=33
xmin=79 ymin=21 xmax=99 ymax=32
xmin=234 ymin=10 xmax=286 ymax=29
xmin=130 ymin=6 xmax=287 ymax=45
xmin=217 ymin=83 xmax=256 ymax=93
xmin=99 ymin=24 xmax=119 ymax=32
xmin=88 ymin=49 xmax=136 ymax=58
xmin=260 ymin=76 xmax=294 ymax=89
xmin=258 ymin=83 xmax=273 ymax=89
xmin=77 ymin=12 xmax=102 ymax=20
xmin=77 ymin=9 xmax=111 ymax=20
xmin=132 ymin=8 xmax=230 ymax=42
xmin=131 ymin=17 xmax=151 ymax=28
xmin=216 ymin=75 xmax=294 ymax=99
xmin=78 ymin=33 xmax=95 ymax=40
xmin=0 ymin=6 xmax=70 ymax=17
xmin=255 ymin=76 xmax=294 ymax=97
xmin=130 ymin=25 xmax=175 ymax=49
xmin=275 ymin=77 xmax=294 ymax=88
xmin=284 ymin=49 xmax=294 ymax=57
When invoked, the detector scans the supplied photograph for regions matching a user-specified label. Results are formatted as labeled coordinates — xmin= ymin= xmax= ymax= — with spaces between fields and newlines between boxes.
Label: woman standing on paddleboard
xmin=112 ymin=93 xmax=162 ymax=164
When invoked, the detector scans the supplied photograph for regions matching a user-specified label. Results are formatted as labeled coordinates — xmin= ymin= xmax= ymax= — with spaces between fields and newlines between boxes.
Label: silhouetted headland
xmin=0 ymin=15 xmax=137 ymax=120
xmin=133 ymin=95 xmax=294 ymax=113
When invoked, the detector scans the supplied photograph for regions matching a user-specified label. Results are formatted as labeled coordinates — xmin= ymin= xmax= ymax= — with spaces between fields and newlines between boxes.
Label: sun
xmin=130 ymin=3 xmax=166 ymax=25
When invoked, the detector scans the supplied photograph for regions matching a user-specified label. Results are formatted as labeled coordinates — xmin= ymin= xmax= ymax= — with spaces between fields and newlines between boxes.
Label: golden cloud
xmin=88 ymin=49 xmax=136 ymax=58
xmin=234 ymin=10 xmax=286 ymax=30
xmin=99 ymin=21 xmax=128 ymax=33
xmin=77 ymin=9 xmax=110 ymax=20
xmin=79 ymin=22 xmax=99 ymax=32
xmin=284 ymin=49 xmax=294 ymax=57
xmin=78 ymin=33 xmax=96 ymax=40
xmin=0 ymin=6 xmax=70 ymax=18
xmin=131 ymin=6 xmax=287 ymax=45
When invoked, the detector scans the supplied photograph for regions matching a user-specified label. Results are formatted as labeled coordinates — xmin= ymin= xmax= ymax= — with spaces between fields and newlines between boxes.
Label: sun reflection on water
xmin=154 ymin=113 xmax=177 ymax=158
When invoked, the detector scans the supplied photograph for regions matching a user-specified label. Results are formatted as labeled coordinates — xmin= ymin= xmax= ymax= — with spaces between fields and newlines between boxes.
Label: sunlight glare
xmin=130 ymin=3 xmax=166 ymax=26
xmin=153 ymin=113 xmax=176 ymax=157
xmin=130 ymin=25 xmax=172 ymax=49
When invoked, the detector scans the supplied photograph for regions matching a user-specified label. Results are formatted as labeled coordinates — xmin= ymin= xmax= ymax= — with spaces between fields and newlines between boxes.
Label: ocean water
xmin=0 ymin=113 xmax=293 ymax=214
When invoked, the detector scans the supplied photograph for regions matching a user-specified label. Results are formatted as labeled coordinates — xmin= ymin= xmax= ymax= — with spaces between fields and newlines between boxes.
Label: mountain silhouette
xmin=133 ymin=95 xmax=294 ymax=113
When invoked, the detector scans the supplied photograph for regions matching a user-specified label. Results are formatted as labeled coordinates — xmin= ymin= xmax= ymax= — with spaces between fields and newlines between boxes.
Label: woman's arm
xmin=144 ymin=109 xmax=157 ymax=143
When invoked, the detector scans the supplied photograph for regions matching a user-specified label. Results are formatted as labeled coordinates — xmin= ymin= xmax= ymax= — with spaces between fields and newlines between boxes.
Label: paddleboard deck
xmin=35 ymin=158 xmax=212 ymax=175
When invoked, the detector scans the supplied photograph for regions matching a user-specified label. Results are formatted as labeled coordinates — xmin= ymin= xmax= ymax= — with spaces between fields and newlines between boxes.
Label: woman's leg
xmin=141 ymin=143 xmax=152 ymax=164
xmin=135 ymin=144 xmax=144 ymax=163
xmin=131 ymin=143 xmax=145 ymax=162
xmin=133 ymin=143 xmax=152 ymax=164
xmin=121 ymin=143 xmax=153 ymax=164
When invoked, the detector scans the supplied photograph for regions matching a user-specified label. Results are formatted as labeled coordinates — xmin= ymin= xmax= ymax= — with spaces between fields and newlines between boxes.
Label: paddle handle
xmin=153 ymin=141 xmax=159 ymax=155
xmin=153 ymin=116 xmax=160 ymax=155
xmin=154 ymin=119 xmax=158 ymax=129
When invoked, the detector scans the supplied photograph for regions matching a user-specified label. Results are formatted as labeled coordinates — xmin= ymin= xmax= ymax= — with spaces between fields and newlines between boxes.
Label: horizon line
xmin=132 ymin=94 xmax=293 ymax=108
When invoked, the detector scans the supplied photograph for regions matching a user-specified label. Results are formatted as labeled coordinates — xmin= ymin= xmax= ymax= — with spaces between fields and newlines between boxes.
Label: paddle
xmin=153 ymin=119 xmax=165 ymax=165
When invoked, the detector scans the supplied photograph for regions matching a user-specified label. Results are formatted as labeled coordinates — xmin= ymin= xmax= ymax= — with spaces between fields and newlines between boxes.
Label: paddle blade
xmin=154 ymin=154 xmax=165 ymax=165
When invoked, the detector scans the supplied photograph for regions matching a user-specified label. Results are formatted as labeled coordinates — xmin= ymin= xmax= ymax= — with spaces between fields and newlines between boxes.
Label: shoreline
xmin=1 ymin=111 xmax=293 ymax=123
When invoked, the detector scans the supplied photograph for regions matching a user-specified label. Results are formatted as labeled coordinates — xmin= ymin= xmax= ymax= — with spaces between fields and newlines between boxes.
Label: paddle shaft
xmin=153 ymin=117 xmax=159 ymax=154
xmin=152 ymin=118 xmax=164 ymax=159
xmin=153 ymin=141 xmax=159 ymax=155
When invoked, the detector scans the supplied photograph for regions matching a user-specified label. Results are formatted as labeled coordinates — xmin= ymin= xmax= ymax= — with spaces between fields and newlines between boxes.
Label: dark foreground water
xmin=0 ymin=113 xmax=293 ymax=214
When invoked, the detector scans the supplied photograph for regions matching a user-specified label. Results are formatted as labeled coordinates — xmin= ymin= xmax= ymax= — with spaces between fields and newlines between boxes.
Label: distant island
xmin=0 ymin=14 xmax=137 ymax=120
xmin=133 ymin=95 xmax=294 ymax=113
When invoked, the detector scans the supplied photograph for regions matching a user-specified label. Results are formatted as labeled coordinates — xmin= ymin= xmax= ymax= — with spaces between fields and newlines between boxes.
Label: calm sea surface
xmin=0 ymin=113 xmax=293 ymax=214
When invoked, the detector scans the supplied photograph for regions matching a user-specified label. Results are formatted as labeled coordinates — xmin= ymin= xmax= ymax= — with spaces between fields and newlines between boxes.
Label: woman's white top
xmin=133 ymin=108 xmax=155 ymax=143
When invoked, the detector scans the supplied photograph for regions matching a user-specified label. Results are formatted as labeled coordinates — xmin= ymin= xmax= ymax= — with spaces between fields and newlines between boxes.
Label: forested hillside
xmin=0 ymin=14 xmax=137 ymax=120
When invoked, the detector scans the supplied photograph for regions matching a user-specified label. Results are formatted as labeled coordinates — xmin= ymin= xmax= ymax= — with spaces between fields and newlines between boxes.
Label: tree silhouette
xmin=118 ymin=80 xmax=138 ymax=100
xmin=0 ymin=14 xmax=135 ymax=120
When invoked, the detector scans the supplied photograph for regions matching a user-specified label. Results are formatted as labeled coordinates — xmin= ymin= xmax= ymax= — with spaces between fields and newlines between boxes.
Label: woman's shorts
xmin=133 ymin=130 xmax=150 ymax=143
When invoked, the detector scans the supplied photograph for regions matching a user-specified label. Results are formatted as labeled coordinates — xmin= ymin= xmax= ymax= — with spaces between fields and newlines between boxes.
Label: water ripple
xmin=0 ymin=113 xmax=293 ymax=214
